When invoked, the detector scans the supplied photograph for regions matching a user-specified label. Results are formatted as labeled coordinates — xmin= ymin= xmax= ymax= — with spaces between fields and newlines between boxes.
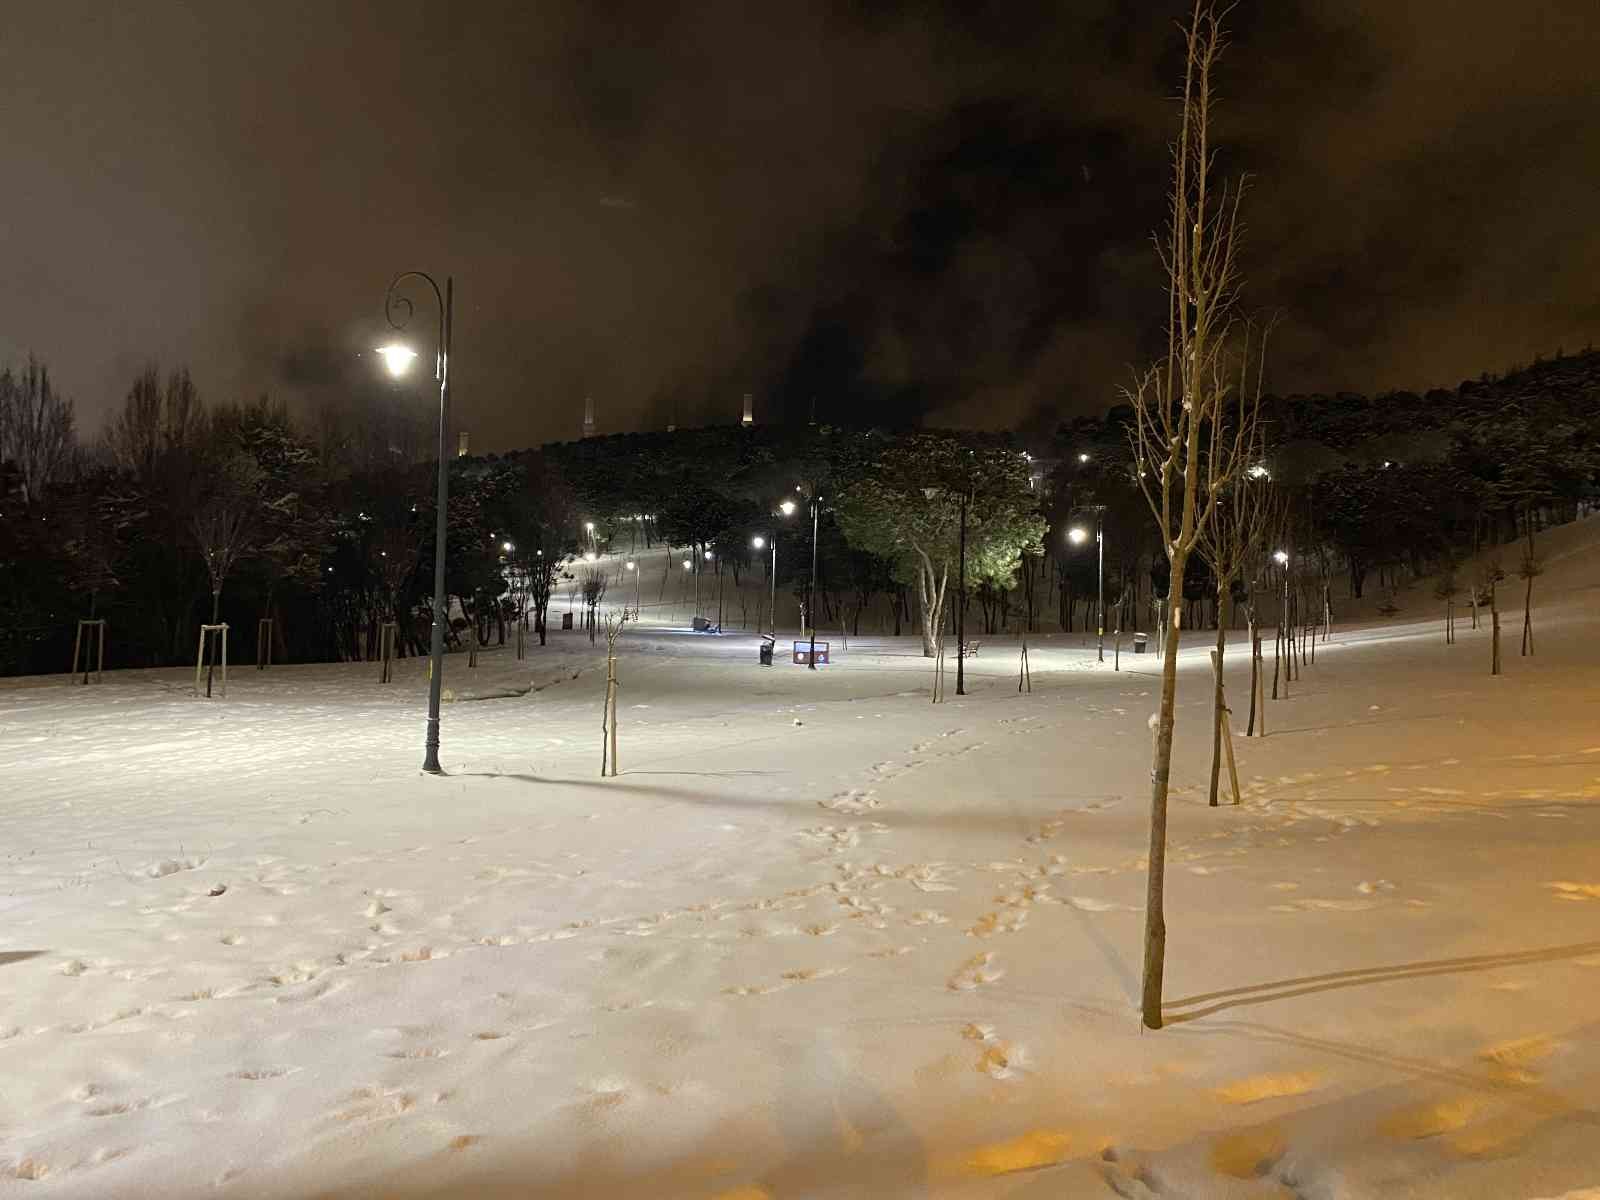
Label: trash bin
xmin=759 ymin=637 xmax=774 ymax=666
xmin=1133 ymin=632 xmax=1149 ymax=654
xmin=561 ymin=612 xmax=574 ymax=631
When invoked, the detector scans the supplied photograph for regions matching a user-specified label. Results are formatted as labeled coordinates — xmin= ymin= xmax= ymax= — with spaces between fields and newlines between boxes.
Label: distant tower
xmin=582 ymin=396 xmax=596 ymax=439
xmin=456 ymin=431 xmax=469 ymax=458
xmin=741 ymin=393 xmax=754 ymax=426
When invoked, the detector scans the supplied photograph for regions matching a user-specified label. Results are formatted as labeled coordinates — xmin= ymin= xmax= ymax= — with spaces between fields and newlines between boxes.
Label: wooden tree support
xmin=515 ymin=621 xmax=526 ymax=661
xmin=194 ymin=623 xmax=229 ymax=699
xmin=378 ymin=621 xmax=398 ymax=684
xmin=1211 ymin=650 xmax=1242 ymax=804
xmin=257 ymin=617 xmax=275 ymax=670
xmin=71 ymin=619 xmax=107 ymax=685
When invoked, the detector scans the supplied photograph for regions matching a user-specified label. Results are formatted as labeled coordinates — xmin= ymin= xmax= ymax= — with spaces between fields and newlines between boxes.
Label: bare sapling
xmin=1482 ymin=561 xmax=1504 ymax=676
xmin=1125 ymin=0 xmax=1255 ymax=1030
xmin=600 ymin=610 xmax=628 ymax=777
xmin=1196 ymin=394 xmax=1271 ymax=808
xmin=1519 ymin=511 xmax=1541 ymax=657
xmin=1434 ymin=567 xmax=1460 ymax=645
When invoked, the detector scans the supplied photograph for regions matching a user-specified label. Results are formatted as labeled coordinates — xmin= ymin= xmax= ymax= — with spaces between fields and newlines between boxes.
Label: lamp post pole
xmin=807 ymin=497 xmax=821 ymax=669
xmin=956 ymin=489 xmax=969 ymax=695
xmin=770 ymin=536 xmax=778 ymax=639
xmin=1096 ymin=507 xmax=1105 ymax=664
xmin=383 ymin=271 xmax=452 ymax=775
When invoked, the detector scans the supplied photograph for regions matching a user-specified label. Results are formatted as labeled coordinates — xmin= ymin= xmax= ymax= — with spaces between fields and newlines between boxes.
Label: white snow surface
xmin=4 ymin=518 xmax=1600 ymax=1198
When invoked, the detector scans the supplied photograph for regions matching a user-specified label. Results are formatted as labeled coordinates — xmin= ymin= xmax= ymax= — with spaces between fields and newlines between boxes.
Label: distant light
xmin=536 ymin=549 xmax=543 ymax=556
xmin=585 ymin=522 xmax=595 ymax=532
xmin=625 ymin=560 xmax=636 ymax=571
xmin=1068 ymin=527 xmax=1088 ymax=545
xmin=779 ymin=500 xmax=796 ymax=516
xmin=1247 ymin=464 xmax=1271 ymax=480
xmin=502 ymin=540 xmax=514 ymax=552
xmin=704 ymin=550 xmax=713 ymax=559
xmin=1274 ymin=550 xmax=1289 ymax=564
xmin=376 ymin=343 xmax=417 ymax=377
xmin=752 ymin=536 xmax=766 ymax=549
xmin=1078 ymin=452 xmax=1090 ymax=464
xmin=584 ymin=551 xmax=597 ymax=562
xmin=682 ymin=560 xmax=692 ymax=570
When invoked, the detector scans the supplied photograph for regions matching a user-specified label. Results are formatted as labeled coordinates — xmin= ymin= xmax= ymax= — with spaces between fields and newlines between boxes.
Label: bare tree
xmin=600 ymin=611 xmax=628 ymax=777
xmin=1433 ymin=563 xmax=1460 ymax=645
xmin=1480 ymin=559 xmax=1505 ymax=676
xmin=1196 ymin=417 xmax=1272 ymax=808
xmin=1125 ymin=0 xmax=1258 ymax=1030
xmin=1518 ymin=513 xmax=1542 ymax=656
xmin=191 ymin=453 xmax=260 ymax=623
xmin=0 ymin=357 xmax=76 ymax=507
xmin=581 ymin=569 xmax=607 ymax=643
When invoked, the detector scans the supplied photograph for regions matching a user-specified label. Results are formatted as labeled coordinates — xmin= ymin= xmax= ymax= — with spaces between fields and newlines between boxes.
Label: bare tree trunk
xmin=1490 ymin=585 xmax=1502 ymax=676
xmin=1208 ymin=612 xmax=1226 ymax=807
xmin=1245 ymin=611 xmax=1259 ymax=735
xmin=1142 ymin=590 xmax=1184 ymax=1028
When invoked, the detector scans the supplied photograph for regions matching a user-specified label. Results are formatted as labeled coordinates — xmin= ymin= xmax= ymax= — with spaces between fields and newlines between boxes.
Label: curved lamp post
xmin=379 ymin=271 xmax=452 ymax=774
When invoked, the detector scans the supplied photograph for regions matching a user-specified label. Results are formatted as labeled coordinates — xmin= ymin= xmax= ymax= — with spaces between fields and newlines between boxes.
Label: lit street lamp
xmin=625 ymin=560 xmax=639 ymax=618
xmin=378 ymin=270 xmax=452 ymax=775
xmin=1069 ymin=504 xmax=1107 ymax=663
xmin=752 ymin=534 xmax=777 ymax=639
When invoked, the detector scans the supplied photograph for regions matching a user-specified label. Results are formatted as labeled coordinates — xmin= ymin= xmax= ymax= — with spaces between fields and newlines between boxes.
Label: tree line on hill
xmin=1 ymin=346 xmax=1596 ymax=677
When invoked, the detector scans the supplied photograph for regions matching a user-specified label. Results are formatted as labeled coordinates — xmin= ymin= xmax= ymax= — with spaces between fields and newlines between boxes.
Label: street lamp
xmin=1273 ymin=550 xmax=1289 ymax=564
xmin=625 ymin=560 xmax=639 ymax=619
xmin=753 ymin=534 xmax=777 ymax=639
xmin=380 ymin=270 xmax=452 ymax=775
xmin=1069 ymin=505 xmax=1107 ymax=663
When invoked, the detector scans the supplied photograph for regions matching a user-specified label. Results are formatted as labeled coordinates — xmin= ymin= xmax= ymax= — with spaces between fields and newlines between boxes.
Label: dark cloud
xmin=1 ymin=1 xmax=1595 ymax=450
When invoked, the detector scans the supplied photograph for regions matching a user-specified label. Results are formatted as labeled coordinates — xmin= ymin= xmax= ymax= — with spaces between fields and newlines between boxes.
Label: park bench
xmin=959 ymin=641 xmax=981 ymax=658
xmin=792 ymin=639 xmax=831 ymax=666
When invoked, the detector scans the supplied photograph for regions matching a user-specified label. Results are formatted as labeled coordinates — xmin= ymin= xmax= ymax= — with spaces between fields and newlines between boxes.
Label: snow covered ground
xmin=3 ymin=519 xmax=1600 ymax=1198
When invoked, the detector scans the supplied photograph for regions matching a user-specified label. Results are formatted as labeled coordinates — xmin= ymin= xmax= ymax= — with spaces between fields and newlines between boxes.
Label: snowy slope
xmin=1 ymin=522 xmax=1599 ymax=1198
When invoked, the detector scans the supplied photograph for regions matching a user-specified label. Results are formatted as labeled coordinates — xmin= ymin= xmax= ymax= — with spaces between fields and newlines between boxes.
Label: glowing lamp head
xmin=779 ymin=500 xmax=796 ymax=516
xmin=625 ymin=560 xmax=635 ymax=571
xmin=376 ymin=343 xmax=418 ymax=377
xmin=501 ymin=540 xmax=513 ymax=552
xmin=704 ymin=550 xmax=713 ymax=560
xmin=1274 ymin=550 xmax=1289 ymax=565
xmin=1068 ymin=526 xmax=1088 ymax=545
xmin=584 ymin=522 xmax=595 ymax=533
xmin=1078 ymin=452 xmax=1090 ymax=464
xmin=682 ymin=560 xmax=692 ymax=571
xmin=751 ymin=536 xmax=766 ymax=549
xmin=583 ymin=551 xmax=597 ymax=562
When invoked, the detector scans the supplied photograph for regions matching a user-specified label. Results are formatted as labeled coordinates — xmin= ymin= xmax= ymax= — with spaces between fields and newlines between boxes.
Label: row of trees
xmin=3 ymin=335 xmax=1593 ymax=681
xmin=0 ymin=370 xmax=586 ymax=677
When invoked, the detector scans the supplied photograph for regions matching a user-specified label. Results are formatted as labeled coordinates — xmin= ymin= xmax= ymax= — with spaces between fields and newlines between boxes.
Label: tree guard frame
xmin=195 ymin=623 xmax=229 ymax=698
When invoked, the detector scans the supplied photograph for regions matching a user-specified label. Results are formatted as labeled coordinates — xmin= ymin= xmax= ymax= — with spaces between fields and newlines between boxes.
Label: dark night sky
xmin=3 ymin=2 xmax=1598 ymax=450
